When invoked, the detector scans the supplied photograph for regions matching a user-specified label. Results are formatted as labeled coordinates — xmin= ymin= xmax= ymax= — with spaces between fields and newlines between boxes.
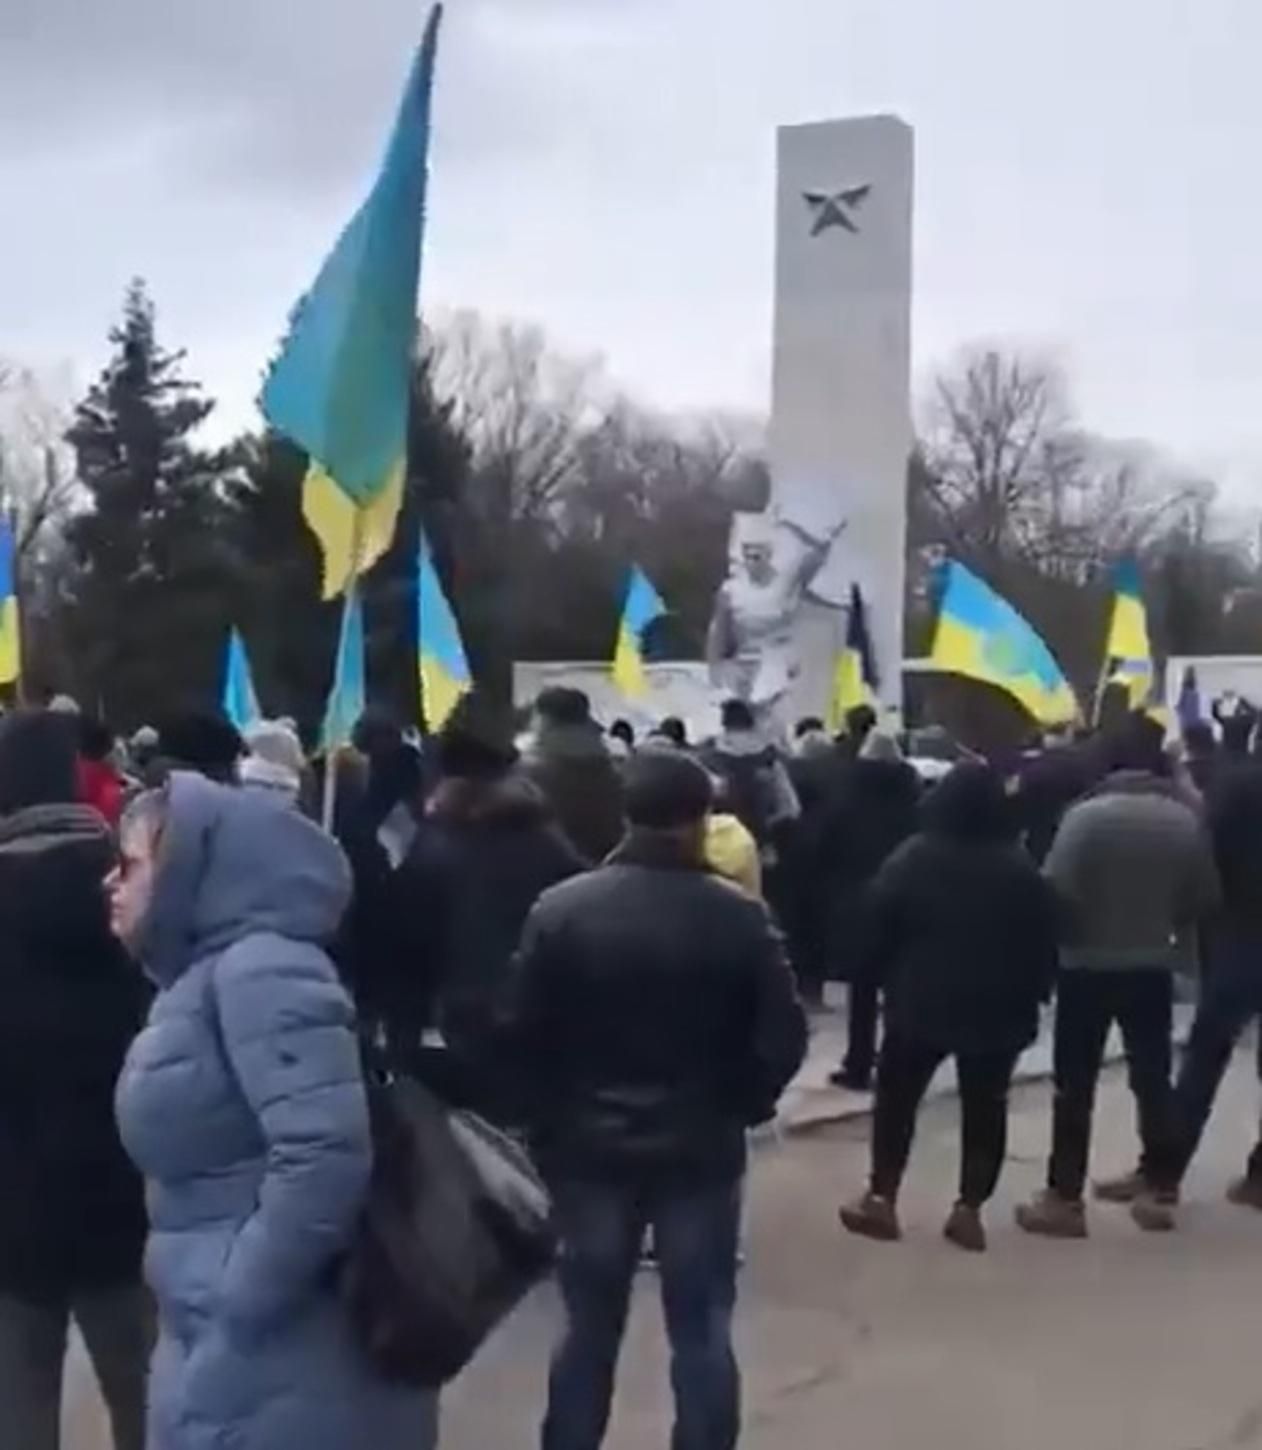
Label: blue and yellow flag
xmin=221 ymin=628 xmax=261 ymax=734
xmin=828 ymin=584 xmax=879 ymax=731
xmin=0 ymin=521 xmax=20 ymax=687
xmin=262 ymin=7 xmax=443 ymax=599
xmin=321 ymin=592 xmax=367 ymax=754
xmin=418 ymin=533 xmax=470 ymax=732
xmin=612 ymin=565 xmax=668 ymax=700
xmin=930 ymin=562 xmax=1078 ymax=725
xmin=1103 ymin=558 xmax=1152 ymax=707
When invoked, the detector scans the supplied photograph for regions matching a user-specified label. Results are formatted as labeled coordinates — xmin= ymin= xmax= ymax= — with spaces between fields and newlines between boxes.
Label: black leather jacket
xmin=504 ymin=832 xmax=807 ymax=1185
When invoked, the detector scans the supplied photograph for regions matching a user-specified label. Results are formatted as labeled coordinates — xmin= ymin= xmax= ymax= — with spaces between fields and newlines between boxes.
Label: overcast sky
xmin=2 ymin=0 xmax=1261 ymax=496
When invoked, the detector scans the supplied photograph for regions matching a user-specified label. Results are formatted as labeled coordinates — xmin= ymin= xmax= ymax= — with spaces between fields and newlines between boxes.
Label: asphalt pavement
xmin=68 ymin=1054 xmax=1262 ymax=1450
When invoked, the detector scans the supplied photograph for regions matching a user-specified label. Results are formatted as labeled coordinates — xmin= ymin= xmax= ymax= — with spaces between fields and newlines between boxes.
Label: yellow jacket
xmin=705 ymin=813 xmax=763 ymax=899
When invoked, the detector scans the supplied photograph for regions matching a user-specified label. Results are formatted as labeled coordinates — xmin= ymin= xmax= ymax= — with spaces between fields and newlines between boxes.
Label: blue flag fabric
xmin=261 ymin=7 xmax=443 ymax=598
xmin=418 ymin=532 xmax=471 ymax=731
xmin=321 ymin=592 xmax=367 ymax=753
xmin=221 ymin=628 xmax=261 ymax=733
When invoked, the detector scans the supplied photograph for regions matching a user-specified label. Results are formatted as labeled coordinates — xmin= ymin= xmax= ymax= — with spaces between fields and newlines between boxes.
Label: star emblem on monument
xmin=803 ymin=184 xmax=871 ymax=236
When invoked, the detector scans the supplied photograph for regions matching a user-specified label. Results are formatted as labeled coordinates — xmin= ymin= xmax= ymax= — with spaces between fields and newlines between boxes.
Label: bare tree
xmin=426 ymin=310 xmax=607 ymax=527
xmin=918 ymin=348 xmax=1199 ymax=579
xmin=0 ymin=362 xmax=79 ymax=561
xmin=919 ymin=349 xmax=1073 ymax=562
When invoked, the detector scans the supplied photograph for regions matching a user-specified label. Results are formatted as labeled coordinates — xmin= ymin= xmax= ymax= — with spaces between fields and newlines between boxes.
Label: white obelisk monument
xmin=709 ymin=115 xmax=914 ymax=725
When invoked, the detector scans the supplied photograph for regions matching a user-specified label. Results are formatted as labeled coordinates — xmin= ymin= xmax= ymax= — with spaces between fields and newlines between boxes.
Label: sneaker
xmin=1226 ymin=1176 xmax=1262 ymax=1211
xmin=839 ymin=1192 xmax=901 ymax=1242
xmin=1015 ymin=1190 xmax=1088 ymax=1240
xmin=1093 ymin=1170 xmax=1145 ymax=1204
xmin=1130 ymin=1190 xmax=1177 ymax=1233
xmin=943 ymin=1202 xmax=987 ymax=1253
xmin=1095 ymin=1171 xmax=1180 ymax=1207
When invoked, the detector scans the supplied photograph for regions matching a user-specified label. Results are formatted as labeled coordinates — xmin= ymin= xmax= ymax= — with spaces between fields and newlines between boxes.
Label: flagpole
xmin=321 ymin=505 xmax=367 ymax=834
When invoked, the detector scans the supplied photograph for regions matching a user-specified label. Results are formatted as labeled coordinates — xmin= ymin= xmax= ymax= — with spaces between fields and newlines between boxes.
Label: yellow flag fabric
xmin=611 ymin=567 xmax=668 ymax=701
xmin=0 ymin=596 xmax=20 ymax=688
xmin=0 ymin=523 xmax=21 ymax=687
xmin=930 ymin=563 xmax=1078 ymax=726
xmin=302 ymin=462 xmax=405 ymax=601
xmin=1103 ymin=560 xmax=1153 ymax=707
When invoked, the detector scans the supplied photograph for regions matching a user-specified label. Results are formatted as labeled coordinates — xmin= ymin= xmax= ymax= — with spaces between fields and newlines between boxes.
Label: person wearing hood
xmin=524 ymin=688 xmax=625 ymax=864
xmin=1018 ymin=713 xmax=1221 ymax=1241
xmin=839 ymin=765 xmax=1060 ymax=1252
xmin=0 ymin=710 xmax=149 ymax=1450
xmin=813 ymin=730 xmax=922 ymax=1090
xmin=112 ymin=775 xmax=436 ymax=1450
xmin=398 ymin=695 xmax=585 ymax=1108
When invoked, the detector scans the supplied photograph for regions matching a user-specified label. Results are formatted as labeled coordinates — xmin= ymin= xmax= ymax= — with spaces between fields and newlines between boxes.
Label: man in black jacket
xmin=506 ymin=751 xmax=806 ymax=1450
xmin=524 ymin=688 xmax=625 ymax=865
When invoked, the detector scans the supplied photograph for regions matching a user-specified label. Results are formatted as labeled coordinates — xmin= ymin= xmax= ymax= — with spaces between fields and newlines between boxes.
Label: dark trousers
xmin=1048 ymin=969 xmax=1177 ymax=1199
xmin=843 ymin=978 xmax=880 ymax=1083
xmin=0 ymin=1285 xmax=152 ymax=1450
xmin=1171 ymin=924 xmax=1262 ymax=1183
xmin=543 ymin=1177 xmax=741 ymax=1450
xmin=871 ymin=1036 xmax=1019 ymax=1206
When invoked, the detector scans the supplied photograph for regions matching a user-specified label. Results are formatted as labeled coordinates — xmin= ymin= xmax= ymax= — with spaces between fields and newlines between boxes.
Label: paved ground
xmin=68 ymin=1054 xmax=1262 ymax=1450
xmin=776 ymin=991 xmax=1197 ymax=1132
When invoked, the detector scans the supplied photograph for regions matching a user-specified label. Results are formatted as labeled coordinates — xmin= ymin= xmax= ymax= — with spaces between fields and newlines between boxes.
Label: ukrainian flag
xmin=321 ymin=592 xmax=367 ymax=754
xmin=0 ymin=521 xmax=19 ymax=688
xmin=221 ymin=628 xmax=261 ymax=733
xmin=828 ymin=584 xmax=879 ymax=731
xmin=418 ymin=532 xmax=470 ymax=731
xmin=930 ymin=562 xmax=1078 ymax=725
xmin=1103 ymin=558 xmax=1152 ymax=707
xmin=612 ymin=566 xmax=668 ymax=701
xmin=261 ymin=7 xmax=443 ymax=600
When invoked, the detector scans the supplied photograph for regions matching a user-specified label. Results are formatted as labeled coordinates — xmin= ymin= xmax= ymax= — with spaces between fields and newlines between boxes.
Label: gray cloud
xmin=2 ymin=0 xmax=1262 ymax=501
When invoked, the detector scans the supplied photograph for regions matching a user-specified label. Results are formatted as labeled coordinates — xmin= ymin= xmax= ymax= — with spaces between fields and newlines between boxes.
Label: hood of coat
xmin=138 ymin=773 xmax=351 ymax=987
xmin=1091 ymin=769 xmax=1180 ymax=801
xmin=852 ymin=757 xmax=919 ymax=796
xmin=528 ymin=719 xmax=611 ymax=765
xmin=427 ymin=771 xmax=552 ymax=829
xmin=713 ymin=730 xmax=778 ymax=762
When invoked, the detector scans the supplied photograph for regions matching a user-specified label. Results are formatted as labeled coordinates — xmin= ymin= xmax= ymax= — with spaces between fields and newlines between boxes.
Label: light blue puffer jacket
xmin=115 ymin=774 xmax=436 ymax=1450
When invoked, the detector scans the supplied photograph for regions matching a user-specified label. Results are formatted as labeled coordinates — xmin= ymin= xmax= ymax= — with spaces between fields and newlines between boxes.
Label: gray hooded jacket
xmin=115 ymin=775 xmax=435 ymax=1450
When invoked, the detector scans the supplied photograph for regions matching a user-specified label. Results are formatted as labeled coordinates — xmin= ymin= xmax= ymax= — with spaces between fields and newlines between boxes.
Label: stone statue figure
xmin=706 ymin=511 xmax=846 ymax=717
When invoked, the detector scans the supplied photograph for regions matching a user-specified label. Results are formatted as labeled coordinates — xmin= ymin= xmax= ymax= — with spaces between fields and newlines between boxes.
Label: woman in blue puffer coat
xmin=113 ymin=772 xmax=437 ymax=1450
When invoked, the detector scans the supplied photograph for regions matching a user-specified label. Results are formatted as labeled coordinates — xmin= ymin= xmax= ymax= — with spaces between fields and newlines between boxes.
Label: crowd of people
xmin=2 ymin=679 xmax=1262 ymax=1450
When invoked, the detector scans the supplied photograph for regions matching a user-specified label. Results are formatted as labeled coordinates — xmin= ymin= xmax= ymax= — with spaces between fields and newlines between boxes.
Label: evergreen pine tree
xmin=62 ymin=279 xmax=240 ymax=726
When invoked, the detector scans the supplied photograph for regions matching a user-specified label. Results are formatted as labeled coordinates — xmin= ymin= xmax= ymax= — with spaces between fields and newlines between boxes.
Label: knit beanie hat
xmin=240 ymin=719 xmax=306 ymax=797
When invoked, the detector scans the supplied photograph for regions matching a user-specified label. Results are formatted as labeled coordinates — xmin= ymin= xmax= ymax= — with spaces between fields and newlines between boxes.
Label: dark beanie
xmin=436 ymin=692 xmax=518 ymax=779
xmin=0 ymin=709 xmax=80 ymax=814
xmin=624 ymin=751 xmax=713 ymax=830
xmin=157 ymin=712 xmax=244 ymax=778
xmin=1109 ymin=711 xmax=1166 ymax=775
